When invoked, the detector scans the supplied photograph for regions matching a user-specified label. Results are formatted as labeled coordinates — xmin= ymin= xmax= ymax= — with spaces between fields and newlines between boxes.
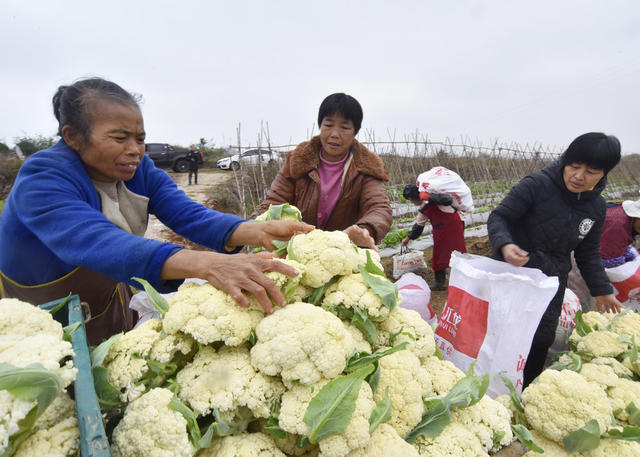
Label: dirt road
xmin=144 ymin=169 xmax=232 ymax=241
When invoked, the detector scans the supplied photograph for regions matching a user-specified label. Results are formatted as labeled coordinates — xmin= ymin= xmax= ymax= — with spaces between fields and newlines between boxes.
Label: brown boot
xmin=430 ymin=269 xmax=447 ymax=291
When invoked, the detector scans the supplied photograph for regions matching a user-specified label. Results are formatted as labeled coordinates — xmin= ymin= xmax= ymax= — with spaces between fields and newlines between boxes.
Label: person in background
xmin=401 ymin=185 xmax=466 ymax=290
xmin=0 ymin=77 xmax=312 ymax=344
xmin=187 ymin=144 xmax=200 ymax=185
xmin=259 ymin=93 xmax=392 ymax=250
xmin=600 ymin=196 xmax=640 ymax=267
xmin=487 ymin=132 xmax=624 ymax=388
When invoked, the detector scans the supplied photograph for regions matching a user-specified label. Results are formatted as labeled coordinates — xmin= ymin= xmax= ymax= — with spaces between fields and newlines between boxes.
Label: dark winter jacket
xmin=488 ymin=159 xmax=612 ymax=298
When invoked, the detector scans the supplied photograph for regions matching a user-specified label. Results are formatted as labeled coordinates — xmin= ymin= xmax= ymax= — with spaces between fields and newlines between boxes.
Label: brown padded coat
xmin=259 ymin=136 xmax=392 ymax=244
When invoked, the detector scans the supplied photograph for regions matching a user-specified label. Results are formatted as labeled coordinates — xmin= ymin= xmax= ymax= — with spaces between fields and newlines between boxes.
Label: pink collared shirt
xmin=317 ymin=150 xmax=350 ymax=228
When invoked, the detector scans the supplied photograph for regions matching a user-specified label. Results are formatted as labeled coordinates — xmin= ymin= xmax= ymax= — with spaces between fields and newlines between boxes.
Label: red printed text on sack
xmin=434 ymin=286 xmax=488 ymax=359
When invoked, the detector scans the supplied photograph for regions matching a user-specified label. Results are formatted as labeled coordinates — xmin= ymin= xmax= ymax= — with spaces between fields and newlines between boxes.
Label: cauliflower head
xmin=521 ymin=429 xmax=577 ymax=457
xmin=609 ymin=310 xmax=640 ymax=342
xmin=580 ymin=311 xmax=616 ymax=330
xmin=164 ymin=281 xmax=264 ymax=346
xmin=375 ymin=307 xmax=436 ymax=362
xmin=322 ymin=273 xmax=391 ymax=322
xmin=420 ymin=356 xmax=466 ymax=396
xmin=278 ymin=380 xmax=376 ymax=457
xmin=104 ymin=318 xmax=195 ymax=402
xmin=0 ymin=390 xmax=35 ymax=454
xmin=573 ymin=330 xmax=629 ymax=358
xmin=373 ymin=349 xmax=431 ymax=438
xmin=586 ymin=357 xmax=634 ymax=378
xmin=355 ymin=248 xmax=383 ymax=273
xmin=177 ymin=345 xmax=284 ymax=418
xmin=0 ymin=298 xmax=63 ymax=339
xmin=13 ymin=416 xmax=79 ymax=457
xmin=582 ymin=436 xmax=640 ymax=457
xmin=198 ymin=432 xmax=286 ymax=457
xmin=250 ymin=302 xmax=355 ymax=386
xmin=412 ymin=421 xmax=489 ymax=457
xmin=111 ymin=387 xmax=194 ymax=457
xmin=521 ymin=369 xmax=613 ymax=444
xmin=606 ymin=377 xmax=640 ymax=425
xmin=345 ymin=423 xmax=419 ymax=457
xmin=287 ymin=230 xmax=360 ymax=288
xmin=450 ymin=395 xmax=514 ymax=453
xmin=578 ymin=363 xmax=618 ymax=391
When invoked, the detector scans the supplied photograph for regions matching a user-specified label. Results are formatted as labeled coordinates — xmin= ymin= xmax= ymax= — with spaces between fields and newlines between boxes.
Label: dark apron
xmin=0 ymin=267 xmax=137 ymax=345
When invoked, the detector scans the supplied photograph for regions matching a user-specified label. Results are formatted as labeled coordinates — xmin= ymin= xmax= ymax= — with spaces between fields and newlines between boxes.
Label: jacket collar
xmin=288 ymin=136 xmax=388 ymax=181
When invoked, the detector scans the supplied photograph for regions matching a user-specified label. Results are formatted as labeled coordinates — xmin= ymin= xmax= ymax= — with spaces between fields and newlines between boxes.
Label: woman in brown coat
xmin=259 ymin=93 xmax=392 ymax=249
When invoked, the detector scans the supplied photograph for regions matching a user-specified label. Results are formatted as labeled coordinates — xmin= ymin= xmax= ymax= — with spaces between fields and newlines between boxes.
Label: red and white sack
xmin=396 ymin=272 xmax=436 ymax=325
xmin=549 ymin=288 xmax=582 ymax=355
xmin=434 ymin=252 xmax=559 ymax=397
xmin=416 ymin=167 xmax=474 ymax=213
xmin=606 ymin=252 xmax=640 ymax=310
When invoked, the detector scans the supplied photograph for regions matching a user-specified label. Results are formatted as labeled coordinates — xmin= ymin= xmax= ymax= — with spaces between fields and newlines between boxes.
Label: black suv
xmin=145 ymin=143 xmax=202 ymax=172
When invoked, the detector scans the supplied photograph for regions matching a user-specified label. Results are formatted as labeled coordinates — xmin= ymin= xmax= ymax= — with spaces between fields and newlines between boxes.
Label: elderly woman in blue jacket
xmin=488 ymin=132 xmax=623 ymax=387
xmin=0 ymin=77 xmax=312 ymax=344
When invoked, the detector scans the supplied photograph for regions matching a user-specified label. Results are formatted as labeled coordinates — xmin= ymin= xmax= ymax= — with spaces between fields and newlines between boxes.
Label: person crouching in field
xmin=401 ymin=185 xmax=466 ymax=290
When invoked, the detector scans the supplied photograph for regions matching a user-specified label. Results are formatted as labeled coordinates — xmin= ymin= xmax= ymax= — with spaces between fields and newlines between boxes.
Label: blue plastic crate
xmin=40 ymin=295 xmax=112 ymax=457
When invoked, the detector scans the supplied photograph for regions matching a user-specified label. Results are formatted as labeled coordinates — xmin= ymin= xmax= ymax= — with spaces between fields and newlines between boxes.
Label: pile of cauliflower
xmin=97 ymin=228 xmax=517 ymax=457
xmin=500 ymin=309 xmax=640 ymax=456
xmin=0 ymin=298 xmax=80 ymax=457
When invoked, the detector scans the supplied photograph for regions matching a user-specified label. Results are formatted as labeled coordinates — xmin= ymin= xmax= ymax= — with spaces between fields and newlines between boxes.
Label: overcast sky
xmin=2 ymin=0 xmax=639 ymax=154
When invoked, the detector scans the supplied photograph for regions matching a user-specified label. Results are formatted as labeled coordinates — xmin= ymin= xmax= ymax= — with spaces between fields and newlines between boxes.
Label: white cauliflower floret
xmin=450 ymin=395 xmax=514 ymax=453
xmin=375 ymin=307 xmax=436 ymax=362
xmin=581 ymin=311 xmax=616 ymax=330
xmin=177 ymin=345 xmax=284 ymax=418
xmin=582 ymin=437 xmax=640 ymax=456
xmin=278 ymin=380 xmax=376 ymax=457
xmin=578 ymin=363 xmax=618 ymax=391
xmin=573 ymin=330 xmax=629 ymax=358
xmin=111 ymin=388 xmax=194 ymax=457
xmin=198 ymin=432 xmax=286 ymax=457
xmin=606 ymin=377 xmax=640 ymax=425
xmin=412 ymin=421 xmax=489 ymax=456
xmin=164 ymin=282 xmax=264 ymax=346
xmin=521 ymin=369 xmax=613 ymax=444
xmin=33 ymin=390 xmax=76 ymax=430
xmin=0 ymin=298 xmax=63 ymax=338
xmin=0 ymin=334 xmax=76 ymax=388
xmin=609 ymin=310 xmax=640 ymax=341
xmin=323 ymin=273 xmax=391 ymax=321
xmin=250 ymin=302 xmax=355 ymax=386
xmin=256 ymin=259 xmax=308 ymax=306
xmin=287 ymin=230 xmax=360 ymax=288
xmin=346 ymin=423 xmax=419 ymax=457
xmin=13 ymin=416 xmax=79 ymax=457
xmin=0 ymin=390 xmax=35 ymax=453
xmin=373 ymin=349 xmax=431 ymax=438
xmin=589 ymin=356 xmax=634 ymax=378
xmin=104 ymin=318 xmax=194 ymax=402
xmin=421 ymin=356 xmax=466 ymax=396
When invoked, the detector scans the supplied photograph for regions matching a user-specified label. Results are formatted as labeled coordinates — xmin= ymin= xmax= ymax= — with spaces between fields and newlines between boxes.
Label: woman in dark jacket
xmin=487 ymin=132 xmax=623 ymax=387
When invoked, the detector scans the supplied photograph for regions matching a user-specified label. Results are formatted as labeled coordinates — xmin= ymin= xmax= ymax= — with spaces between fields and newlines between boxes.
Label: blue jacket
xmin=0 ymin=140 xmax=244 ymax=292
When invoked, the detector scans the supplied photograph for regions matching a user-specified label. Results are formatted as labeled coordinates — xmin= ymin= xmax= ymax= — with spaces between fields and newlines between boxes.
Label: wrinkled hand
xmin=228 ymin=220 xmax=314 ymax=251
xmin=161 ymin=250 xmax=300 ymax=313
xmin=344 ymin=225 xmax=378 ymax=251
xmin=501 ymin=243 xmax=530 ymax=267
xmin=401 ymin=236 xmax=410 ymax=247
xmin=594 ymin=294 xmax=624 ymax=314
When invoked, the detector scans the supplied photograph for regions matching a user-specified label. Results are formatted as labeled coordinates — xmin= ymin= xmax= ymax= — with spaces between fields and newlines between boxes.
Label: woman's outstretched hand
xmin=227 ymin=220 xmax=314 ymax=251
xmin=161 ymin=249 xmax=301 ymax=313
xmin=501 ymin=243 xmax=530 ymax=267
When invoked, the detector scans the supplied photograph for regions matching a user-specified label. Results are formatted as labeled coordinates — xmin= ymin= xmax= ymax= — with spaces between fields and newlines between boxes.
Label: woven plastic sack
xmin=606 ymin=249 xmax=640 ymax=310
xmin=433 ymin=252 xmax=559 ymax=397
xmin=549 ymin=288 xmax=581 ymax=355
xmin=396 ymin=272 xmax=436 ymax=325
xmin=416 ymin=166 xmax=474 ymax=213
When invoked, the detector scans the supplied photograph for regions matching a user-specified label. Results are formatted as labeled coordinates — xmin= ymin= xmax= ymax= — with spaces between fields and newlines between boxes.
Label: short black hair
xmin=317 ymin=93 xmax=363 ymax=134
xmin=52 ymin=77 xmax=140 ymax=142
xmin=560 ymin=132 xmax=621 ymax=174
xmin=403 ymin=184 xmax=420 ymax=201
